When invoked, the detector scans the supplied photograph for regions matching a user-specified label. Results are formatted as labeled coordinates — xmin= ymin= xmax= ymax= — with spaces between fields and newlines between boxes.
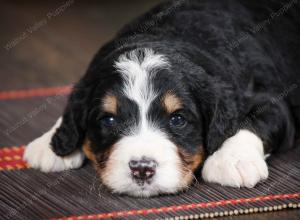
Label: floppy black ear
xmin=51 ymin=81 xmax=94 ymax=156
xmin=187 ymin=73 xmax=239 ymax=156
xmin=203 ymin=94 xmax=239 ymax=155
xmin=169 ymin=50 xmax=240 ymax=155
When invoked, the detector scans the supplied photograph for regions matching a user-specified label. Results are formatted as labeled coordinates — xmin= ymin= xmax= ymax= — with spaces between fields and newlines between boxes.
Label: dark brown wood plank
xmin=0 ymin=0 xmax=163 ymax=90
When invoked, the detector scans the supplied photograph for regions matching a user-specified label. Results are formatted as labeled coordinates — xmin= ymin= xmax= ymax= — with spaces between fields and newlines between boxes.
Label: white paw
xmin=202 ymin=130 xmax=269 ymax=188
xmin=23 ymin=117 xmax=85 ymax=172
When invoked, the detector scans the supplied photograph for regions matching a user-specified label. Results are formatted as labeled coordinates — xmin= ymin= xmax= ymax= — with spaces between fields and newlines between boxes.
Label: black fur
xmin=51 ymin=0 xmax=299 ymax=158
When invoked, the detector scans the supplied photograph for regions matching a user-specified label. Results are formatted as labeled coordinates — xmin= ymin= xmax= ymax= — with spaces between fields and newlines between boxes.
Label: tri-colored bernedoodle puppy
xmin=24 ymin=0 xmax=300 ymax=197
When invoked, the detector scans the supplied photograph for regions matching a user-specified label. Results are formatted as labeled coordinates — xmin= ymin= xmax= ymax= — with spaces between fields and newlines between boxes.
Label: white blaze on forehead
xmin=114 ymin=48 xmax=169 ymax=132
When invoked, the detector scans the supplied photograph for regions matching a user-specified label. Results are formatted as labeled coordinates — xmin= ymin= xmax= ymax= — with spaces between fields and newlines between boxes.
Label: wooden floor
xmin=0 ymin=0 xmax=162 ymax=90
xmin=0 ymin=1 xmax=299 ymax=219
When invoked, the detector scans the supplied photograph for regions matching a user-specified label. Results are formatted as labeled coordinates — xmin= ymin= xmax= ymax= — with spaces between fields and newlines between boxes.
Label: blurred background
xmin=0 ymin=0 xmax=164 ymax=90
xmin=0 ymin=0 xmax=164 ymax=147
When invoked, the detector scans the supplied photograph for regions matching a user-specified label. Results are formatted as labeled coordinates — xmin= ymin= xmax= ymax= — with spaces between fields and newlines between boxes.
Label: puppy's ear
xmin=188 ymin=74 xmax=239 ymax=155
xmin=204 ymin=95 xmax=239 ymax=155
xmin=51 ymin=81 xmax=94 ymax=156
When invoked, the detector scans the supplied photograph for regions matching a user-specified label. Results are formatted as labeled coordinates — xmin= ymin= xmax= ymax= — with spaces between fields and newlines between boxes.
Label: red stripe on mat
xmin=0 ymin=86 xmax=72 ymax=100
xmin=0 ymin=146 xmax=28 ymax=170
xmin=51 ymin=193 xmax=300 ymax=220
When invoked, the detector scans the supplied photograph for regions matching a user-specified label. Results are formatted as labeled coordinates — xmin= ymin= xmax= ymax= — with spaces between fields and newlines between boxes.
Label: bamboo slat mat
xmin=0 ymin=87 xmax=299 ymax=220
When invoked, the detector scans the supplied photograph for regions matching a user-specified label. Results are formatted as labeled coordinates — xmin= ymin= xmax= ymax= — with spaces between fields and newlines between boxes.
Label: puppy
xmin=24 ymin=0 xmax=299 ymax=197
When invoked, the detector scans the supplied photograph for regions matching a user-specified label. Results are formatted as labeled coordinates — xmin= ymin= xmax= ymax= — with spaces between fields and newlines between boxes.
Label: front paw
xmin=24 ymin=136 xmax=84 ymax=172
xmin=202 ymin=149 xmax=268 ymax=188
xmin=202 ymin=130 xmax=269 ymax=188
xmin=23 ymin=117 xmax=84 ymax=172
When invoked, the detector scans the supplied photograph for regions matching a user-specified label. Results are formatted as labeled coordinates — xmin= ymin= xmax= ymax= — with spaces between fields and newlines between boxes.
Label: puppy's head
xmin=57 ymin=48 xmax=205 ymax=197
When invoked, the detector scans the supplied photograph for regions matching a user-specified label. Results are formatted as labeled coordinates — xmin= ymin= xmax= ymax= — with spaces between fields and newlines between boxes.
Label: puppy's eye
xmin=101 ymin=116 xmax=117 ymax=127
xmin=170 ymin=114 xmax=187 ymax=128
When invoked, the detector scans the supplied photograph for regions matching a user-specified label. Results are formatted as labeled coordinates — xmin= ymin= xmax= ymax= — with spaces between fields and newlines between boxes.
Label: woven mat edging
xmin=155 ymin=202 xmax=300 ymax=220
xmin=49 ymin=193 xmax=300 ymax=220
xmin=0 ymin=146 xmax=27 ymax=170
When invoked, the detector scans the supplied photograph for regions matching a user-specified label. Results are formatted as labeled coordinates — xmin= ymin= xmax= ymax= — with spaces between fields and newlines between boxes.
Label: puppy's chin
xmin=106 ymin=180 xmax=191 ymax=198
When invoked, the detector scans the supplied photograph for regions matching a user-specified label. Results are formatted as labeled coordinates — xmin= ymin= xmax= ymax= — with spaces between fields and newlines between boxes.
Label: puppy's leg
xmin=202 ymin=98 xmax=295 ymax=187
xmin=24 ymin=79 xmax=93 ymax=172
xmin=23 ymin=117 xmax=85 ymax=172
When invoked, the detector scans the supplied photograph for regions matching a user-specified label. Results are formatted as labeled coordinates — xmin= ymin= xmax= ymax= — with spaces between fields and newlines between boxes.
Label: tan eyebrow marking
xmin=102 ymin=94 xmax=117 ymax=114
xmin=162 ymin=91 xmax=183 ymax=113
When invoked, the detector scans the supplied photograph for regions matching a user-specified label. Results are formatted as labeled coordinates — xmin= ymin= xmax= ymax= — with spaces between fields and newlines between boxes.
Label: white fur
xmin=202 ymin=129 xmax=268 ymax=188
xmin=115 ymin=48 xmax=169 ymax=134
xmin=105 ymin=49 xmax=189 ymax=196
xmin=23 ymin=117 xmax=85 ymax=172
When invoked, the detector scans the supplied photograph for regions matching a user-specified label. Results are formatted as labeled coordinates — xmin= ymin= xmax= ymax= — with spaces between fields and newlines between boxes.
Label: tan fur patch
xmin=98 ymin=145 xmax=117 ymax=189
xmin=162 ymin=92 xmax=183 ymax=113
xmin=176 ymin=145 xmax=204 ymax=187
xmin=178 ymin=145 xmax=204 ymax=171
xmin=83 ymin=139 xmax=97 ymax=163
xmin=102 ymin=94 xmax=117 ymax=114
xmin=83 ymin=139 xmax=116 ymax=186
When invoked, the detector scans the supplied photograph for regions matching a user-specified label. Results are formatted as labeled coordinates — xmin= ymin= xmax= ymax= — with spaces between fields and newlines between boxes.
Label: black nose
xmin=129 ymin=157 xmax=157 ymax=183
